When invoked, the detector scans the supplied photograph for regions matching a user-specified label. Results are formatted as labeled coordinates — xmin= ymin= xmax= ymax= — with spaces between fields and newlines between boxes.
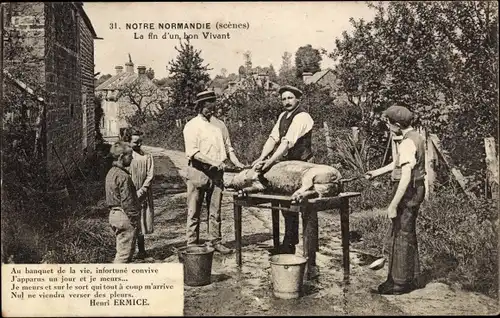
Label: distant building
xmin=224 ymin=72 xmax=280 ymax=96
xmin=2 ymin=2 xmax=99 ymax=184
xmin=302 ymin=69 xmax=338 ymax=91
xmin=96 ymin=56 xmax=166 ymax=139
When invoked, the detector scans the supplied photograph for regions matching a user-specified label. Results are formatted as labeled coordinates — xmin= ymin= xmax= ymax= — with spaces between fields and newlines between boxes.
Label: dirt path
xmin=139 ymin=145 xmax=498 ymax=316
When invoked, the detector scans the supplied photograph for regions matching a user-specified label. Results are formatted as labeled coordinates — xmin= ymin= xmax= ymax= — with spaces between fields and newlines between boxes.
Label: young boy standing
xmin=365 ymin=105 xmax=426 ymax=295
xmin=124 ymin=130 xmax=155 ymax=259
xmin=105 ymin=141 xmax=141 ymax=263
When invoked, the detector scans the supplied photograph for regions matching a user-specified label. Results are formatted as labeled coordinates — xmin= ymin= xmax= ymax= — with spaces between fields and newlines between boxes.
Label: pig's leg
xmin=237 ymin=182 xmax=265 ymax=198
xmin=291 ymin=173 xmax=316 ymax=202
xmin=291 ymin=189 xmax=317 ymax=204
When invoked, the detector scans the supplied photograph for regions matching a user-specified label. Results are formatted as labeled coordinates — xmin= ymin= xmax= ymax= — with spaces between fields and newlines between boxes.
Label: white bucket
xmin=269 ymin=254 xmax=308 ymax=299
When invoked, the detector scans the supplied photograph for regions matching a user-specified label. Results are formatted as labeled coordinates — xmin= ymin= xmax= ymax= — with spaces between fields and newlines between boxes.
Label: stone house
xmin=2 ymin=2 xmax=99 ymax=185
xmin=96 ymin=57 xmax=166 ymax=140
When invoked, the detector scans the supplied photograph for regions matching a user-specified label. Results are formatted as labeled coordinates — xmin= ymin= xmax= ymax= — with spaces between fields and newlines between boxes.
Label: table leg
xmin=271 ymin=202 xmax=280 ymax=250
xmin=302 ymin=207 xmax=317 ymax=279
xmin=340 ymin=197 xmax=350 ymax=283
xmin=234 ymin=202 xmax=242 ymax=267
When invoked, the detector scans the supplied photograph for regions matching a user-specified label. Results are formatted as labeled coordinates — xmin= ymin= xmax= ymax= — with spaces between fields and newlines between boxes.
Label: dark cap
xmin=382 ymin=105 xmax=414 ymax=125
xmin=195 ymin=90 xmax=217 ymax=105
xmin=109 ymin=141 xmax=132 ymax=159
xmin=278 ymin=85 xmax=303 ymax=98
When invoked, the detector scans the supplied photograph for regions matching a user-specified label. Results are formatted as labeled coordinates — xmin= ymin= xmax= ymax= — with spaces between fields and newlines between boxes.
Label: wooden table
xmin=229 ymin=191 xmax=361 ymax=282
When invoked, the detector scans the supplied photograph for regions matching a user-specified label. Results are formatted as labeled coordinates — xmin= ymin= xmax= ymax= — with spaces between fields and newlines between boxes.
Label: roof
xmin=304 ymin=69 xmax=332 ymax=85
xmin=74 ymin=2 xmax=101 ymax=39
xmin=96 ymin=72 xmax=139 ymax=91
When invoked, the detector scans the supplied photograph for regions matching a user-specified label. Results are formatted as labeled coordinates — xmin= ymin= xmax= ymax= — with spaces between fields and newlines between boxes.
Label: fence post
xmin=323 ymin=122 xmax=334 ymax=158
xmin=484 ymin=137 xmax=499 ymax=199
xmin=420 ymin=128 xmax=435 ymax=200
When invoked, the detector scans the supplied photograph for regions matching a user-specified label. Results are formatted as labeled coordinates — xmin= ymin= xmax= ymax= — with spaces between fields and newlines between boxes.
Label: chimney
xmin=302 ymin=72 xmax=313 ymax=84
xmin=137 ymin=66 xmax=147 ymax=75
xmin=125 ymin=61 xmax=134 ymax=73
xmin=115 ymin=66 xmax=123 ymax=74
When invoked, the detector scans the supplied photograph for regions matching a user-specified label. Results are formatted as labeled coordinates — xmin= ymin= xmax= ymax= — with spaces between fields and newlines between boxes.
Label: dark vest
xmin=277 ymin=107 xmax=313 ymax=161
xmin=391 ymin=129 xmax=426 ymax=182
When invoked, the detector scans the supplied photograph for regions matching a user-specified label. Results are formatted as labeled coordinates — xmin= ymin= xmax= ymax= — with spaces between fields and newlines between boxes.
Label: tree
xmin=244 ymin=51 xmax=252 ymax=74
xmin=220 ymin=68 xmax=228 ymax=78
xmin=238 ymin=65 xmax=246 ymax=79
xmin=161 ymin=40 xmax=211 ymax=122
xmin=330 ymin=1 xmax=499 ymax=190
xmin=120 ymin=79 xmax=166 ymax=126
xmin=227 ymin=73 xmax=238 ymax=81
xmin=267 ymin=64 xmax=278 ymax=82
xmin=153 ymin=77 xmax=172 ymax=88
xmin=145 ymin=67 xmax=155 ymax=80
xmin=295 ymin=44 xmax=322 ymax=78
xmin=278 ymin=51 xmax=296 ymax=85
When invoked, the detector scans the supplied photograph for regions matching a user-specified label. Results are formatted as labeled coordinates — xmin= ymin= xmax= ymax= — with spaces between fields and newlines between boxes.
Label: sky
xmin=84 ymin=2 xmax=377 ymax=79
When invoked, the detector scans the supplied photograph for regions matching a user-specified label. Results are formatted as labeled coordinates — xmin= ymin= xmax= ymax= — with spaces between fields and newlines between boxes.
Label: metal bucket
xmin=269 ymin=254 xmax=308 ymax=299
xmin=177 ymin=245 xmax=215 ymax=287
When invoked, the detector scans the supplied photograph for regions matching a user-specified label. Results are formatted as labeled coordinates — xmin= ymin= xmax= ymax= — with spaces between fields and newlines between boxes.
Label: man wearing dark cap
xmin=252 ymin=85 xmax=315 ymax=256
xmin=182 ymin=90 xmax=240 ymax=254
xmin=365 ymin=105 xmax=426 ymax=295
xmin=105 ymin=141 xmax=141 ymax=263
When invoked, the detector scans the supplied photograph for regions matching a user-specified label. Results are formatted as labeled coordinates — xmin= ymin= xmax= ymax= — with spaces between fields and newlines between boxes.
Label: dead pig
xmin=225 ymin=160 xmax=343 ymax=202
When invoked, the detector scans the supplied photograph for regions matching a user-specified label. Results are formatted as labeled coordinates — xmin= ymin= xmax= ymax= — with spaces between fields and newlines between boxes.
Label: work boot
xmin=378 ymin=283 xmax=413 ymax=295
xmin=213 ymin=243 xmax=233 ymax=255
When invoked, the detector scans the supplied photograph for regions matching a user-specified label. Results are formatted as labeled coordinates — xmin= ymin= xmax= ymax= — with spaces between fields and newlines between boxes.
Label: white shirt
xmin=183 ymin=115 xmax=228 ymax=162
xmin=396 ymin=127 xmax=417 ymax=169
xmin=210 ymin=116 xmax=235 ymax=153
xmin=269 ymin=110 xmax=314 ymax=148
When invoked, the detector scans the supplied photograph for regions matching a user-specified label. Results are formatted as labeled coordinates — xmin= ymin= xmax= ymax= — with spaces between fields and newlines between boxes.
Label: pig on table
xmin=225 ymin=160 xmax=343 ymax=202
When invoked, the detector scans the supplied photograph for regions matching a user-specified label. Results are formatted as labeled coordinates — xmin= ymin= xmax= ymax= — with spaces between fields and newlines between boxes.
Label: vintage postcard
xmin=1 ymin=1 xmax=498 ymax=316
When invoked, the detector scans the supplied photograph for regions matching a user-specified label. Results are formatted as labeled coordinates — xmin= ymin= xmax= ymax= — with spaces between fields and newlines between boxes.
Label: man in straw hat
xmin=252 ymin=85 xmax=315 ymax=259
xmin=182 ymin=90 xmax=243 ymax=254
xmin=365 ymin=105 xmax=425 ymax=295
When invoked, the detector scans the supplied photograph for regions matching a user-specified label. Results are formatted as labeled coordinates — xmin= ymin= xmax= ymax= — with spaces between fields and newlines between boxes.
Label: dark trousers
xmin=279 ymin=155 xmax=316 ymax=246
xmin=388 ymin=180 xmax=425 ymax=286
xmin=280 ymin=203 xmax=300 ymax=245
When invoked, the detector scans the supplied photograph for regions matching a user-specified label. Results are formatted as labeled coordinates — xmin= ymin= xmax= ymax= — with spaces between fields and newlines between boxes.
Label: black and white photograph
xmin=1 ymin=1 xmax=499 ymax=316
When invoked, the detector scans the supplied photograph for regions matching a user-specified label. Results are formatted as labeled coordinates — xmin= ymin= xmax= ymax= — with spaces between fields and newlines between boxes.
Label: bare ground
xmin=133 ymin=145 xmax=499 ymax=316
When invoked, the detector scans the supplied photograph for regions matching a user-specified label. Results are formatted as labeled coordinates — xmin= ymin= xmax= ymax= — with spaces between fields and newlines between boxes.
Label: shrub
xmin=140 ymin=120 xmax=185 ymax=152
xmin=351 ymin=187 xmax=498 ymax=298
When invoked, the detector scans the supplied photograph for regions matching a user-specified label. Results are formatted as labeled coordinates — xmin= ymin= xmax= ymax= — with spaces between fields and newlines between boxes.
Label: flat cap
xmin=278 ymin=85 xmax=303 ymax=98
xmin=195 ymin=90 xmax=217 ymax=104
xmin=383 ymin=105 xmax=414 ymax=124
xmin=109 ymin=141 xmax=132 ymax=159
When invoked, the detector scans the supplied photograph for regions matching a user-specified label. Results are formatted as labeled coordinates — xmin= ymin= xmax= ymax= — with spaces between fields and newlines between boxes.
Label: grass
xmin=351 ymin=186 xmax=499 ymax=299
xmin=2 ymin=150 xmax=115 ymax=264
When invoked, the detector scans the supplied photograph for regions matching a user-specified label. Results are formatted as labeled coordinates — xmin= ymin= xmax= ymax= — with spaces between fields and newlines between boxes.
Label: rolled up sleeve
xmin=283 ymin=113 xmax=314 ymax=148
xmin=221 ymin=124 xmax=235 ymax=153
xmin=398 ymin=139 xmax=417 ymax=169
xmin=183 ymin=123 xmax=199 ymax=160
xmin=269 ymin=113 xmax=284 ymax=142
